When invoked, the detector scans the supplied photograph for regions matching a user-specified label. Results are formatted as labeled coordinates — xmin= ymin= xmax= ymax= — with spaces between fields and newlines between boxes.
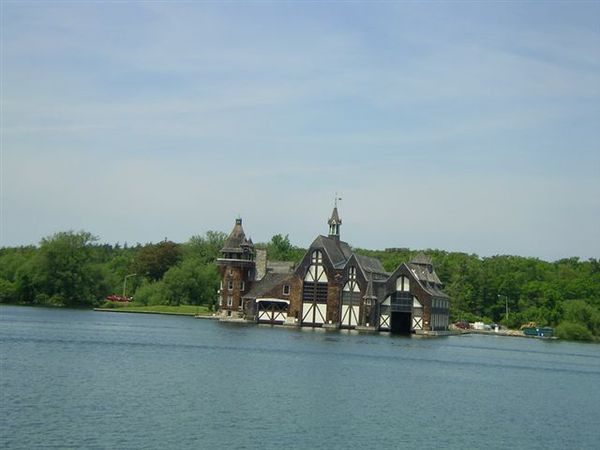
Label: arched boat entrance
xmin=390 ymin=311 xmax=412 ymax=334
xmin=387 ymin=275 xmax=414 ymax=334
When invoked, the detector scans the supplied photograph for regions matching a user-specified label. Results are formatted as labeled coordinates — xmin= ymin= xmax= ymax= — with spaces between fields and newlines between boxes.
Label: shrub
xmin=555 ymin=321 xmax=593 ymax=341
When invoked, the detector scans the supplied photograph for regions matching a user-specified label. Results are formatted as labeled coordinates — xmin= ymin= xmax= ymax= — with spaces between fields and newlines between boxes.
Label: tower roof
xmin=328 ymin=207 xmax=341 ymax=225
xmin=221 ymin=218 xmax=254 ymax=253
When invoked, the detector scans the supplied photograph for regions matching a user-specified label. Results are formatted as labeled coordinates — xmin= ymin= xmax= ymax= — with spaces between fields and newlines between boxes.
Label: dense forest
xmin=1 ymin=230 xmax=598 ymax=341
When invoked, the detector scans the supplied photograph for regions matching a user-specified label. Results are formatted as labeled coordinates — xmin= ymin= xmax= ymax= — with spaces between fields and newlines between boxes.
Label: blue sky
xmin=2 ymin=1 xmax=599 ymax=261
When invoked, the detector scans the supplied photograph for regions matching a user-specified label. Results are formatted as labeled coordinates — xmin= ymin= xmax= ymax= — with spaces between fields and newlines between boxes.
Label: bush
xmin=48 ymin=294 xmax=65 ymax=306
xmin=0 ymin=279 xmax=17 ymax=303
xmin=132 ymin=281 xmax=167 ymax=306
xmin=560 ymin=300 xmax=600 ymax=336
xmin=33 ymin=293 xmax=49 ymax=305
xmin=555 ymin=321 xmax=593 ymax=341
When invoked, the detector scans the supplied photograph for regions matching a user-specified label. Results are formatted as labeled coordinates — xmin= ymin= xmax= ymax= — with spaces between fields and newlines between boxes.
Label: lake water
xmin=1 ymin=305 xmax=599 ymax=449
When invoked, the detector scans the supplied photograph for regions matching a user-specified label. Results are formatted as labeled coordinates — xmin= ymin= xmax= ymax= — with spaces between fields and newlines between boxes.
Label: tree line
xmin=1 ymin=230 xmax=598 ymax=341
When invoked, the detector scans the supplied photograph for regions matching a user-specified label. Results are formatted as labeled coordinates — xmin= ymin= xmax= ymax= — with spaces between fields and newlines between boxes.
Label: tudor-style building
xmin=217 ymin=208 xmax=450 ymax=334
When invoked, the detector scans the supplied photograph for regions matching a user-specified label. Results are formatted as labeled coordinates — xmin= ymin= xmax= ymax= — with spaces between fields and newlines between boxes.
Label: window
xmin=390 ymin=292 xmax=412 ymax=312
xmin=396 ymin=276 xmax=410 ymax=292
xmin=303 ymin=250 xmax=328 ymax=304
xmin=283 ymin=285 xmax=290 ymax=295
xmin=342 ymin=266 xmax=360 ymax=305
xmin=228 ymin=280 xmax=233 ymax=291
xmin=227 ymin=296 xmax=232 ymax=307
xmin=240 ymin=281 xmax=245 ymax=291
xmin=311 ymin=250 xmax=323 ymax=264
xmin=305 ymin=251 xmax=327 ymax=283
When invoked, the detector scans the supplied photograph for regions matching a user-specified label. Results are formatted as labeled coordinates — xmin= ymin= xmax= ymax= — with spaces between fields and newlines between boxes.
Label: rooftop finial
xmin=334 ymin=192 xmax=342 ymax=208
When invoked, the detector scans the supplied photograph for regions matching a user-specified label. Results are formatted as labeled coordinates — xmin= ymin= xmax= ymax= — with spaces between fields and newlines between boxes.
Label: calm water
xmin=1 ymin=306 xmax=599 ymax=450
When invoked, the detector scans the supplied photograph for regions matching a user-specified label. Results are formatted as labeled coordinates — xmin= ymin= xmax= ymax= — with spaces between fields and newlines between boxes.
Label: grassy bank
xmin=95 ymin=303 xmax=212 ymax=316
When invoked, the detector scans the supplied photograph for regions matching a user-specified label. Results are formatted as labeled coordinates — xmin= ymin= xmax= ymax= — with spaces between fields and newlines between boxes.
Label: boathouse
xmin=216 ymin=208 xmax=450 ymax=334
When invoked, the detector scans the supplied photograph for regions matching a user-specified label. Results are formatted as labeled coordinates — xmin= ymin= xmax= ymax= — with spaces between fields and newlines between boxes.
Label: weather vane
xmin=334 ymin=192 xmax=342 ymax=208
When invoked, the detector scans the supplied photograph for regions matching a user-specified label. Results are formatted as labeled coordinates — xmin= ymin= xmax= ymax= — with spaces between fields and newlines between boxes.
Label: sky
xmin=1 ymin=1 xmax=599 ymax=261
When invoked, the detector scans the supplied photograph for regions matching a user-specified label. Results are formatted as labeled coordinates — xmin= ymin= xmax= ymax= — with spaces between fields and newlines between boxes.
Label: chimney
xmin=255 ymin=249 xmax=267 ymax=281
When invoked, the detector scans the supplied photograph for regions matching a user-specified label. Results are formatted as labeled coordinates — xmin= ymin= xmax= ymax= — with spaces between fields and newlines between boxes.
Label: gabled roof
xmin=405 ymin=263 xmax=448 ymax=298
xmin=355 ymin=254 xmax=387 ymax=278
xmin=310 ymin=235 xmax=353 ymax=268
xmin=243 ymin=272 xmax=292 ymax=299
xmin=407 ymin=262 xmax=442 ymax=285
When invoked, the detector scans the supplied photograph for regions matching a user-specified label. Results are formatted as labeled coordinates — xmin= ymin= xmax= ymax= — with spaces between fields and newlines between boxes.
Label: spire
xmin=328 ymin=193 xmax=342 ymax=238
xmin=221 ymin=217 xmax=254 ymax=258
xmin=363 ymin=273 xmax=377 ymax=302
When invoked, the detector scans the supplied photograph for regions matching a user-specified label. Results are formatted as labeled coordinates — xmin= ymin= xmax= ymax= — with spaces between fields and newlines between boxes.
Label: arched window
xmin=391 ymin=275 xmax=413 ymax=313
xmin=396 ymin=276 xmax=410 ymax=292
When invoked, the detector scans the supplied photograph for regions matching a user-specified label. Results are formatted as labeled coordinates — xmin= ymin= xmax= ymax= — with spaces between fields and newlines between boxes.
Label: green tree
xmin=0 ymin=279 xmax=17 ymax=303
xmin=13 ymin=231 xmax=109 ymax=306
xmin=264 ymin=234 xmax=304 ymax=261
xmin=132 ymin=240 xmax=182 ymax=281
xmin=184 ymin=231 xmax=227 ymax=263
xmin=162 ymin=259 xmax=219 ymax=306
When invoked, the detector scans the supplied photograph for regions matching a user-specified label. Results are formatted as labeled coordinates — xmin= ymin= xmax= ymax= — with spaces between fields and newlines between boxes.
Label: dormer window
xmin=311 ymin=250 xmax=323 ymax=264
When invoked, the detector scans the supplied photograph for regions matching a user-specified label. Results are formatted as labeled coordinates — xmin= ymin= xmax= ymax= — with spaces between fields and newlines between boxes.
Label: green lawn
xmin=96 ymin=303 xmax=212 ymax=316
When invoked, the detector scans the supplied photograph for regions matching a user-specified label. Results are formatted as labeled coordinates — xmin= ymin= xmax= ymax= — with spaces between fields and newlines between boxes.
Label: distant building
xmin=216 ymin=208 xmax=450 ymax=334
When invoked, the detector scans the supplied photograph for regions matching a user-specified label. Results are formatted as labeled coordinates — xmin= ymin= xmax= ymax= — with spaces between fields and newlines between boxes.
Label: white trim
xmin=255 ymin=298 xmax=290 ymax=304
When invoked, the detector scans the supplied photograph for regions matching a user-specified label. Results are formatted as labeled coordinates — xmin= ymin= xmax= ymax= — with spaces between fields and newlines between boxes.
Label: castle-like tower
xmin=216 ymin=218 xmax=255 ymax=317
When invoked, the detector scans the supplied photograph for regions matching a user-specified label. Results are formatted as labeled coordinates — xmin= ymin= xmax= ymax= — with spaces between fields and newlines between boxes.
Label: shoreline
xmin=0 ymin=305 xmax=565 ymax=340
xmin=93 ymin=308 xmax=204 ymax=317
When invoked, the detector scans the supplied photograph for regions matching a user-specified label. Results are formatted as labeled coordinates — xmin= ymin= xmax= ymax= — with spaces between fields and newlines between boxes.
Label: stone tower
xmin=216 ymin=218 xmax=255 ymax=317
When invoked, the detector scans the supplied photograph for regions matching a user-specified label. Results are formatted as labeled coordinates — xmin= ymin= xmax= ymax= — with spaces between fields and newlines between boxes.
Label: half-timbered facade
xmin=217 ymin=208 xmax=450 ymax=334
